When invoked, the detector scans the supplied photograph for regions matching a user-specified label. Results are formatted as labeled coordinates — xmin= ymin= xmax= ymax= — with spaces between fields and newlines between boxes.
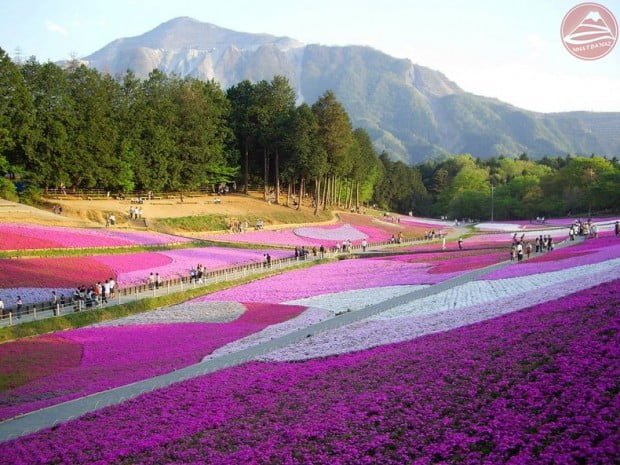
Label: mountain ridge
xmin=76 ymin=17 xmax=620 ymax=163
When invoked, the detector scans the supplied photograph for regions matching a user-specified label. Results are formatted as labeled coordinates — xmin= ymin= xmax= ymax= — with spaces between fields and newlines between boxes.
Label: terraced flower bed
xmin=2 ymin=282 xmax=616 ymax=464
xmin=0 ymin=224 xmax=190 ymax=250
xmin=0 ymin=302 xmax=306 ymax=421
xmin=199 ymin=248 xmax=508 ymax=303
xmin=0 ymin=246 xmax=292 ymax=304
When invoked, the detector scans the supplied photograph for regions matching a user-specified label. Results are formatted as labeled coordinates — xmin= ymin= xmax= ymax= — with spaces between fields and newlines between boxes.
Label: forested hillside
xmin=1 ymin=49 xmax=618 ymax=220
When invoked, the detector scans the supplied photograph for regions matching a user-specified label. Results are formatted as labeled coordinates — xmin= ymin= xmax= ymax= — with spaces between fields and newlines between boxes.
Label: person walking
xmin=526 ymin=242 xmax=532 ymax=259
xmin=517 ymin=242 xmax=524 ymax=262
xmin=0 ymin=297 xmax=4 ymax=318
xmin=458 ymin=237 xmax=463 ymax=250
xmin=615 ymin=221 xmax=619 ymax=237
xmin=362 ymin=239 xmax=367 ymax=252
xmin=16 ymin=296 xmax=22 ymax=319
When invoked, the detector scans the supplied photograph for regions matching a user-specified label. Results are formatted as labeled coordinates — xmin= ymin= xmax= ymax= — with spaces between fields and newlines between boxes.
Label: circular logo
xmin=561 ymin=3 xmax=618 ymax=60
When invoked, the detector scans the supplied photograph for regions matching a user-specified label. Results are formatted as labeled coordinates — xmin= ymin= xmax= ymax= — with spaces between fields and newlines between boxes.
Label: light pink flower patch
xmin=95 ymin=247 xmax=292 ymax=286
xmin=0 ymin=224 xmax=190 ymax=250
xmin=294 ymin=224 xmax=367 ymax=241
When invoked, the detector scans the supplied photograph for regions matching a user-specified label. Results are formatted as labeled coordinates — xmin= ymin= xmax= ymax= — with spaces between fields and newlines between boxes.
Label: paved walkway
xmin=0 ymin=237 xmax=579 ymax=442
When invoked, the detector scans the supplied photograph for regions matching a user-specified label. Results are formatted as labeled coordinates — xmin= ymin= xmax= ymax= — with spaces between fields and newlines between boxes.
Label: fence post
xmin=56 ymin=303 xmax=60 ymax=316
xmin=78 ymin=300 xmax=82 ymax=312
xmin=9 ymin=312 xmax=12 ymax=326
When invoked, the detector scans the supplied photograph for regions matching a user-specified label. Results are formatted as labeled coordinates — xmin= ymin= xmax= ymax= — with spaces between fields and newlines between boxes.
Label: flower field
xmin=1 ymin=281 xmax=617 ymax=464
xmin=0 ymin=224 xmax=190 ymax=250
xmin=198 ymin=247 xmax=508 ymax=303
xmin=205 ymin=222 xmax=390 ymax=247
xmin=0 ymin=214 xmax=617 ymax=464
xmin=92 ymin=247 xmax=292 ymax=286
xmin=0 ymin=302 xmax=306 ymax=420
xmin=0 ymin=246 xmax=292 ymax=304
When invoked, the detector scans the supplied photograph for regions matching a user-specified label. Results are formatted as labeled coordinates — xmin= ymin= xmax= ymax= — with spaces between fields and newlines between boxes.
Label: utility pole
xmin=491 ymin=184 xmax=495 ymax=221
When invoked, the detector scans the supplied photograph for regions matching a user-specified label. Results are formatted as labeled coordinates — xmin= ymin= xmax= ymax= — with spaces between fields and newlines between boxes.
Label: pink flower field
xmin=0 ymin=257 xmax=114 ymax=288
xmin=2 ymin=283 xmax=616 ymax=464
xmin=0 ymin=303 xmax=306 ymax=420
xmin=94 ymin=247 xmax=292 ymax=286
xmin=0 ymin=247 xmax=292 ymax=293
xmin=199 ymin=248 xmax=508 ymax=303
xmin=485 ymin=236 xmax=620 ymax=280
xmin=205 ymin=222 xmax=390 ymax=247
xmin=0 ymin=224 xmax=190 ymax=250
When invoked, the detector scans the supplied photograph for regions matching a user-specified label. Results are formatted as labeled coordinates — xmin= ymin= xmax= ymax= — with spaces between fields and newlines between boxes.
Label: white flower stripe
xmin=92 ymin=301 xmax=247 ymax=327
xmin=260 ymin=258 xmax=619 ymax=361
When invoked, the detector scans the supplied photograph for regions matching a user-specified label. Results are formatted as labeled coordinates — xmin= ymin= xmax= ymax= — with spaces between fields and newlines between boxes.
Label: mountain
xmin=77 ymin=17 xmax=620 ymax=163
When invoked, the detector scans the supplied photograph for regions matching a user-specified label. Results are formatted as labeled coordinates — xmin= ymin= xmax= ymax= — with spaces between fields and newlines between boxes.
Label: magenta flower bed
xmin=486 ymin=236 xmax=620 ymax=280
xmin=0 ymin=224 xmax=189 ymax=250
xmin=3 ymin=282 xmax=617 ymax=464
xmin=0 ymin=335 xmax=82 ymax=391
xmin=0 ymin=303 xmax=305 ymax=421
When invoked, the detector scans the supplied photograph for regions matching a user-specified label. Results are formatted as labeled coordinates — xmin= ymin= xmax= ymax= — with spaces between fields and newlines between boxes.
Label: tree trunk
xmin=263 ymin=147 xmax=268 ymax=201
xmin=243 ymin=139 xmax=249 ymax=194
xmin=275 ymin=148 xmax=280 ymax=204
xmin=298 ymin=177 xmax=304 ymax=210
xmin=356 ymin=182 xmax=360 ymax=210
xmin=347 ymin=180 xmax=353 ymax=210
xmin=286 ymin=182 xmax=291 ymax=207
xmin=313 ymin=177 xmax=320 ymax=215
xmin=322 ymin=176 xmax=329 ymax=210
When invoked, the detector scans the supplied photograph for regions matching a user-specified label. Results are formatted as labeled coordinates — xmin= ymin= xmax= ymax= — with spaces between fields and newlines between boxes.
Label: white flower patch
xmin=202 ymin=286 xmax=427 ymax=360
xmin=0 ymin=288 xmax=74 ymax=307
xmin=203 ymin=306 xmax=332 ymax=360
xmin=93 ymin=301 xmax=246 ymax=327
xmin=287 ymin=285 xmax=428 ymax=313
xmin=475 ymin=222 xmax=526 ymax=231
xmin=374 ymin=258 xmax=620 ymax=320
xmin=399 ymin=217 xmax=455 ymax=227
xmin=261 ymin=259 xmax=620 ymax=361
xmin=294 ymin=224 xmax=367 ymax=241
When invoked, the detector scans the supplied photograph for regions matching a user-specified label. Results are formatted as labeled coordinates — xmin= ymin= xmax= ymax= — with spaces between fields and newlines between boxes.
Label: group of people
xmin=510 ymin=234 xmax=554 ymax=262
xmin=228 ymin=220 xmax=249 ymax=233
xmin=128 ymin=206 xmax=143 ymax=220
xmin=105 ymin=214 xmax=117 ymax=227
xmin=147 ymin=272 xmax=164 ymax=289
xmin=189 ymin=264 xmax=207 ymax=284
xmin=72 ymin=278 xmax=116 ymax=308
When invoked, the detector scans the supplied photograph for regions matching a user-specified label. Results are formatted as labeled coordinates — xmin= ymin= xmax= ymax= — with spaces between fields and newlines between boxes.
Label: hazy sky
xmin=1 ymin=0 xmax=619 ymax=113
